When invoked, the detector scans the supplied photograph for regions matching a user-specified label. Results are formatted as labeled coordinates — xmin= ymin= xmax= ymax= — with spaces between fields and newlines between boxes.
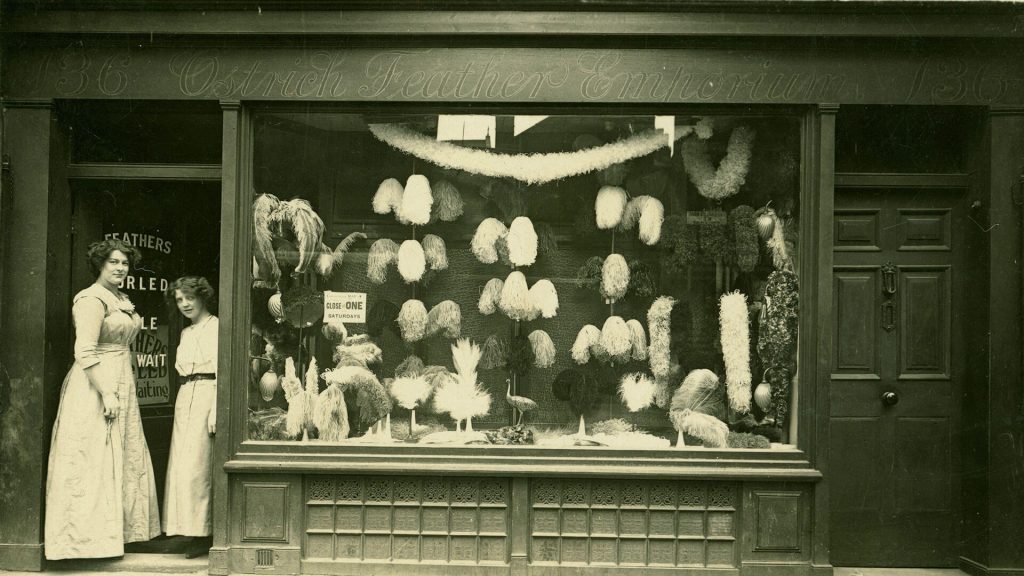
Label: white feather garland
xmin=601 ymin=254 xmax=630 ymax=303
xmin=506 ymin=216 xmax=538 ymax=267
xmin=479 ymin=278 xmax=504 ymax=315
xmin=367 ymin=238 xmax=399 ymax=284
xmin=647 ymin=296 xmax=678 ymax=379
xmin=471 ymin=218 xmax=508 ymax=264
xmin=595 ymin=186 xmax=628 ymax=229
xmin=422 ymin=234 xmax=448 ymax=271
xmin=619 ymin=372 xmax=657 ymax=412
xmin=397 ymin=174 xmax=432 ymax=226
xmin=397 ymin=299 xmax=428 ymax=342
xmin=626 ymin=319 xmax=648 ymax=361
xmin=397 ymin=240 xmax=426 ymax=283
xmin=572 ymin=324 xmax=601 ymax=364
xmin=719 ymin=291 xmax=752 ymax=414
xmin=372 ymin=178 xmax=404 ymax=215
xmin=600 ymin=316 xmax=632 ymax=360
xmin=499 ymin=271 xmax=533 ymax=321
xmin=638 ymin=196 xmax=665 ymax=245
xmin=389 ymin=376 xmax=433 ymax=410
xmin=528 ymin=279 xmax=559 ymax=319
xmin=528 ymin=330 xmax=557 ymax=369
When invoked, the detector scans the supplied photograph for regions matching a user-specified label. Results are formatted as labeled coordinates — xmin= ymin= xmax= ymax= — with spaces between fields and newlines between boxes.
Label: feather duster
xmin=317 ymin=231 xmax=368 ymax=276
xmin=252 ymin=193 xmax=282 ymax=287
xmin=421 ymin=234 xmax=448 ymax=271
xmin=314 ymin=383 xmax=350 ymax=442
xmin=281 ymin=358 xmax=307 ymax=438
xmin=273 ymin=198 xmax=326 ymax=276
xmin=600 ymin=316 xmax=632 ymax=361
xmin=499 ymin=271 xmax=533 ymax=321
xmin=427 ymin=300 xmax=462 ymax=338
xmin=372 ymin=178 xmax=404 ymax=215
xmin=638 ymin=195 xmax=665 ymax=245
xmin=478 ymin=278 xmax=504 ymax=315
xmin=766 ymin=210 xmax=792 ymax=271
xmin=506 ymin=216 xmax=538 ymax=267
xmin=626 ymin=319 xmax=648 ymax=361
xmin=434 ymin=339 xmax=492 ymax=431
xmin=619 ymin=372 xmax=657 ymax=412
xmin=397 ymin=240 xmax=426 ymax=283
xmin=471 ymin=218 xmax=508 ymax=264
xmin=321 ymin=320 xmax=348 ymax=343
xmin=730 ymin=205 xmax=759 ymax=272
xmin=620 ymin=195 xmax=648 ymax=230
xmin=528 ymin=279 xmax=559 ymax=319
xmin=670 ymin=410 xmax=729 ymax=448
xmin=571 ymin=324 xmax=601 ymax=364
xmin=367 ymin=299 xmax=400 ymax=337
xmin=432 ymin=179 xmax=464 ymax=222
xmin=367 ymin=238 xmax=399 ymax=284
xmin=395 ymin=355 xmax=425 ymax=378
xmin=601 ymin=254 xmax=630 ymax=303
xmin=647 ymin=296 xmax=677 ymax=379
xmin=528 ymin=330 xmax=556 ymax=369
xmin=595 ymin=185 xmax=628 ymax=229
xmin=575 ymin=256 xmax=604 ymax=290
xmin=720 ymin=291 xmax=752 ymax=414
xmin=397 ymin=299 xmax=428 ymax=342
xmin=390 ymin=376 xmax=433 ymax=410
xmin=480 ymin=335 xmax=509 ymax=370
xmin=397 ymin=174 xmax=432 ymax=226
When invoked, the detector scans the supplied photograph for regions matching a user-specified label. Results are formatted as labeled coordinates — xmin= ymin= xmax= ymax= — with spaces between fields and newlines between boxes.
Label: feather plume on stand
xmin=669 ymin=369 xmax=729 ymax=448
xmin=619 ymin=372 xmax=657 ymax=412
xmin=433 ymin=339 xmax=492 ymax=432
xmin=389 ymin=375 xmax=433 ymax=437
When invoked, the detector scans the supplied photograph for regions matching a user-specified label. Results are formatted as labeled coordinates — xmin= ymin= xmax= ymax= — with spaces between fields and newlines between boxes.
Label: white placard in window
xmin=323 ymin=291 xmax=367 ymax=324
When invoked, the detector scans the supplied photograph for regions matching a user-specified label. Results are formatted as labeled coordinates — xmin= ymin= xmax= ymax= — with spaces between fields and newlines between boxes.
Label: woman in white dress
xmin=46 ymin=239 xmax=161 ymax=560
xmin=163 ymin=276 xmax=218 ymax=558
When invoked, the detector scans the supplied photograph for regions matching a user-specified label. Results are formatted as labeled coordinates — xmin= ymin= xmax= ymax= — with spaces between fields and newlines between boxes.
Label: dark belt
xmin=184 ymin=373 xmax=216 ymax=382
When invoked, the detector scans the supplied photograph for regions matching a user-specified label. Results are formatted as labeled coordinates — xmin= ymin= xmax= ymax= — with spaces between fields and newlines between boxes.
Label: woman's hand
xmin=101 ymin=392 xmax=119 ymax=420
xmin=207 ymin=414 xmax=216 ymax=436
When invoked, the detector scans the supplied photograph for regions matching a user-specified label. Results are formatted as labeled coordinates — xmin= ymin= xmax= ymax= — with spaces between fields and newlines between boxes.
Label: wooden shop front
xmin=0 ymin=3 xmax=1022 ymax=576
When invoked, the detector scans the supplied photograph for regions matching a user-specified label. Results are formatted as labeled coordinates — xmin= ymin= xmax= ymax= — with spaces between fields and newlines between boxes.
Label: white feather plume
xmin=434 ymin=339 xmax=492 ymax=423
xmin=626 ymin=318 xmax=648 ymax=361
xmin=572 ymin=324 xmax=601 ymax=364
xmin=397 ymin=240 xmax=426 ymax=283
xmin=372 ymin=178 xmax=404 ymax=215
xmin=601 ymin=253 xmax=630 ymax=303
xmin=479 ymin=278 xmax=504 ymax=315
xmin=619 ymin=372 xmax=657 ymax=412
xmin=600 ymin=315 xmax=632 ymax=360
xmin=499 ymin=271 xmax=533 ymax=321
xmin=389 ymin=376 xmax=433 ymax=410
xmin=506 ymin=216 xmax=538 ymax=267
xmin=719 ymin=290 xmax=752 ymax=413
xmin=528 ymin=330 xmax=557 ymax=369
xmin=397 ymin=174 xmax=432 ymax=226
xmin=638 ymin=195 xmax=664 ymax=245
xmin=595 ymin=185 xmax=628 ymax=229
xmin=528 ymin=279 xmax=559 ymax=319
xmin=471 ymin=218 xmax=508 ymax=264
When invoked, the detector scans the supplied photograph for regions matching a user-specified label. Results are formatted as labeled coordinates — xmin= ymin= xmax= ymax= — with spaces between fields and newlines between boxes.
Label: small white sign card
xmin=323 ymin=291 xmax=367 ymax=324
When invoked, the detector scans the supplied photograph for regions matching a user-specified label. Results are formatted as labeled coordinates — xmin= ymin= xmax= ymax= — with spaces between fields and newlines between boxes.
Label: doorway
xmin=829 ymin=185 xmax=966 ymax=567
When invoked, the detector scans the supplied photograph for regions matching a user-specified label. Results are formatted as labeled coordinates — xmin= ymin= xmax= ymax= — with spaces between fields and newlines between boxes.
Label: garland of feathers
xmin=680 ymin=126 xmax=756 ymax=201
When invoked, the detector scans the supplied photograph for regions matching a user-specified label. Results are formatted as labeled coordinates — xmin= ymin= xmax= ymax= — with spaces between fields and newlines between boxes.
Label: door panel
xmin=830 ymin=187 xmax=964 ymax=568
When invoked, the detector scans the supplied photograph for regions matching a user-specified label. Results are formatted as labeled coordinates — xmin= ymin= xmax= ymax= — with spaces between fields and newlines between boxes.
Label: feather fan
xmin=638 ymin=195 xmax=665 ymax=245
xmin=427 ymin=300 xmax=462 ymax=338
xmin=316 ymin=231 xmax=367 ymax=276
xmin=271 ymin=198 xmax=325 ymax=276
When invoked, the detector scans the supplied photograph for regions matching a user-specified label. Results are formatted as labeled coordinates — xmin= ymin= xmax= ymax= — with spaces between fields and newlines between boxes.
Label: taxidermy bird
xmin=505 ymin=378 xmax=538 ymax=426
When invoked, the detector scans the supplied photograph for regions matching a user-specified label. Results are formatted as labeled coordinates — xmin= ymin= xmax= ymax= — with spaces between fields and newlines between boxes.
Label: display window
xmin=245 ymin=109 xmax=802 ymax=452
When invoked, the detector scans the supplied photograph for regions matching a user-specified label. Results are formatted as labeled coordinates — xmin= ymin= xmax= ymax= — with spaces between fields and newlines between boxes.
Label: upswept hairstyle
xmin=87 ymin=239 xmax=141 ymax=277
xmin=165 ymin=276 xmax=217 ymax=313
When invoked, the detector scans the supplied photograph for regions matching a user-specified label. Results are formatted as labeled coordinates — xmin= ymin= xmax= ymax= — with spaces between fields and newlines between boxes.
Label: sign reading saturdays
xmin=324 ymin=291 xmax=367 ymax=324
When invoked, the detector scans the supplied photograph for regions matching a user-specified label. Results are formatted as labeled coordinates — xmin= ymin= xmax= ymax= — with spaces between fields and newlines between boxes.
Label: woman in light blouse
xmin=163 ymin=276 xmax=218 ymax=558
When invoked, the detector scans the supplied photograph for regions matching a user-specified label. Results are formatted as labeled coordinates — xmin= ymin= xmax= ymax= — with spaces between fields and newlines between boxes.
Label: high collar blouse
xmin=174 ymin=316 xmax=219 ymax=377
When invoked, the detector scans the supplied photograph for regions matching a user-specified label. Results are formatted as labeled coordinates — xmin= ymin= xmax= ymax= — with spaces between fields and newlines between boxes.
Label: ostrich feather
xmin=281 ymin=358 xmax=307 ymax=437
xmin=638 ymin=195 xmax=665 ymax=245
xmin=397 ymin=299 xmax=428 ymax=342
xmin=397 ymin=240 xmax=426 ymax=283
xmin=333 ymin=339 xmax=383 ymax=368
xmin=601 ymin=254 xmax=630 ymax=303
xmin=571 ymin=324 xmax=601 ymax=364
xmin=314 ymin=384 xmax=350 ymax=441
xmin=478 ymin=278 xmax=504 ymax=315
xmin=647 ymin=296 xmax=677 ymax=379
xmin=355 ymin=378 xmax=393 ymax=426
xmin=252 ymin=193 xmax=282 ymax=287
xmin=529 ymin=279 xmax=559 ymax=319
xmin=434 ymin=339 xmax=492 ymax=423
xmin=367 ymin=239 xmax=399 ymax=284
xmin=528 ymin=330 xmax=557 ymax=369
xmin=619 ymin=372 xmax=657 ymax=412
xmin=499 ymin=271 xmax=533 ymax=321
xmin=720 ymin=291 xmax=752 ymax=413
xmin=600 ymin=316 xmax=632 ymax=360
xmin=626 ymin=319 xmax=648 ymax=361
xmin=595 ymin=185 xmax=628 ymax=229
xmin=670 ymin=410 xmax=729 ymax=448
xmin=471 ymin=218 xmax=508 ymax=264
xmin=480 ymin=335 xmax=509 ymax=370
xmin=427 ymin=300 xmax=462 ymax=338
xmin=767 ymin=211 xmax=792 ymax=271
xmin=317 ymin=231 xmax=368 ymax=276
xmin=274 ymin=198 xmax=325 ymax=275
xmin=422 ymin=234 xmax=448 ymax=271
xmin=397 ymin=174 xmax=432 ymax=226
xmin=322 ymin=364 xmax=379 ymax=390
xmin=670 ymin=369 xmax=727 ymax=422
xmin=432 ymin=179 xmax=464 ymax=222
xmin=389 ymin=376 xmax=433 ymax=410
xmin=395 ymin=355 xmax=425 ymax=378
xmin=620 ymin=195 xmax=648 ymax=230
xmin=507 ymin=216 xmax=538 ymax=267
xmin=372 ymin=178 xmax=404 ymax=215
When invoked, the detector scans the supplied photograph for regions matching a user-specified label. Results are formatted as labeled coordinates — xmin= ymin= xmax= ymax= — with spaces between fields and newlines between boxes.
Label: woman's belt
xmin=184 ymin=373 xmax=216 ymax=382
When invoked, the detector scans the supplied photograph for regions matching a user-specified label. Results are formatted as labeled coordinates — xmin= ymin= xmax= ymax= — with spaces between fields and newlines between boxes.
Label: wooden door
xmin=829 ymin=186 xmax=965 ymax=567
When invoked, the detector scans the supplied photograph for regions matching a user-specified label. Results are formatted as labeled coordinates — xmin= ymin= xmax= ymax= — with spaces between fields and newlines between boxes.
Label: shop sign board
xmin=324 ymin=291 xmax=367 ymax=324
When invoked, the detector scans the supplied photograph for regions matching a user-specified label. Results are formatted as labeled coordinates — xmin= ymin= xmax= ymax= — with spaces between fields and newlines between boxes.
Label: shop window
xmin=247 ymin=110 xmax=801 ymax=452
xmin=836 ymin=106 xmax=972 ymax=174
xmin=63 ymin=100 xmax=222 ymax=164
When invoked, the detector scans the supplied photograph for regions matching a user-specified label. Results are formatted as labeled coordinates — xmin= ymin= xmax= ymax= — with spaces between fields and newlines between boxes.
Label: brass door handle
xmin=882 ymin=391 xmax=900 ymax=407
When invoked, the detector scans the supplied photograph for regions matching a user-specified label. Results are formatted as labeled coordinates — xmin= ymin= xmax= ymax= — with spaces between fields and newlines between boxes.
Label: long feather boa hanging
xmin=472 ymin=218 xmax=508 ymax=264
xmin=528 ymin=279 xmax=559 ymax=319
xmin=506 ymin=216 xmax=538 ymax=267
xmin=647 ymin=296 xmax=677 ymax=379
xmin=479 ymin=278 xmax=504 ymax=315
xmin=372 ymin=178 xmax=404 ymax=215
xmin=681 ymin=126 xmax=756 ymax=201
xmin=397 ymin=299 xmax=428 ymax=342
xmin=619 ymin=372 xmax=657 ymax=412
xmin=601 ymin=254 xmax=630 ymax=304
xmin=397 ymin=240 xmax=426 ymax=283
xmin=595 ymin=186 xmax=628 ymax=229
xmin=396 ymin=174 xmax=432 ymax=226
xmin=720 ymin=291 xmax=752 ymax=413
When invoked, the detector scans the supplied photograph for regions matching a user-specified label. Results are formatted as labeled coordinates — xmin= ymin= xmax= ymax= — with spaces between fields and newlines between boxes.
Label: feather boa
xmin=571 ymin=324 xmax=601 ymax=364
xmin=601 ymin=254 xmax=630 ymax=303
xmin=720 ymin=291 xmax=752 ymax=414
xmin=421 ymin=234 xmax=448 ymax=271
xmin=372 ymin=178 xmax=404 ymax=215
xmin=472 ymin=218 xmax=508 ymax=264
xmin=528 ymin=279 xmax=559 ymax=319
xmin=396 ymin=174 xmax=432 ymax=226
xmin=397 ymin=299 xmax=428 ymax=342
xmin=528 ymin=330 xmax=557 ymax=369
xmin=479 ymin=278 xmax=504 ymax=315
xmin=506 ymin=216 xmax=538 ymax=267
xmin=681 ymin=126 xmax=756 ymax=201
xmin=367 ymin=239 xmax=399 ymax=284
xmin=499 ymin=271 xmax=533 ymax=321
xmin=369 ymin=124 xmax=667 ymax=185
xmin=647 ymin=296 xmax=677 ymax=379
xmin=595 ymin=186 xmax=628 ymax=230
xmin=397 ymin=240 xmax=426 ymax=283
xmin=619 ymin=372 xmax=657 ymax=412
xmin=431 ymin=179 xmax=464 ymax=222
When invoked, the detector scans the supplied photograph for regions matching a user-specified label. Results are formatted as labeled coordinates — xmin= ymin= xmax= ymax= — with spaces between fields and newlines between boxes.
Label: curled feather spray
xmin=271 ymin=198 xmax=326 ymax=276
xmin=601 ymin=254 xmax=630 ymax=303
xmin=367 ymin=239 xmax=399 ymax=284
xmin=471 ymin=218 xmax=508 ymax=264
xmin=600 ymin=316 xmax=632 ymax=361
xmin=397 ymin=299 xmax=428 ymax=342
xmin=720 ymin=291 xmax=752 ymax=414
xmin=432 ymin=179 xmax=464 ymax=222
xmin=252 ymin=193 xmax=282 ymax=288
xmin=528 ymin=279 xmax=559 ymax=319
xmin=499 ymin=271 xmax=533 ymax=321
xmin=619 ymin=372 xmax=657 ymax=412
xmin=479 ymin=278 xmax=504 ymax=315
xmin=506 ymin=216 xmax=538 ymax=267
xmin=595 ymin=185 xmax=628 ymax=229
xmin=626 ymin=319 xmax=648 ymax=361
xmin=669 ymin=369 xmax=728 ymax=448
xmin=427 ymin=300 xmax=462 ymax=339
xmin=571 ymin=324 xmax=602 ymax=364
xmin=397 ymin=240 xmax=426 ymax=283
xmin=397 ymin=174 xmax=432 ymax=226
xmin=422 ymin=234 xmax=448 ymax=271
xmin=372 ymin=178 xmax=404 ymax=215
xmin=528 ymin=330 xmax=557 ymax=369
xmin=647 ymin=296 xmax=678 ymax=379
xmin=316 ymin=231 xmax=367 ymax=277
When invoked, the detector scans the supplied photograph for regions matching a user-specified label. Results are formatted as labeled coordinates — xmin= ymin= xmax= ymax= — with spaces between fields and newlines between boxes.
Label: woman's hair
xmin=87 ymin=239 xmax=141 ymax=277
xmin=165 ymin=276 xmax=217 ymax=313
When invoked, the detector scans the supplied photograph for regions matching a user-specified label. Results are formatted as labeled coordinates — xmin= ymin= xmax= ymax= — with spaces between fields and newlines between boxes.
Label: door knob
xmin=881 ymin=391 xmax=899 ymax=406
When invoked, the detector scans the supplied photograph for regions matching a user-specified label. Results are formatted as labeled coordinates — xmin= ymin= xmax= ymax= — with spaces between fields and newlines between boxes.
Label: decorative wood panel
xmin=753 ymin=492 xmax=802 ymax=552
xmin=899 ymin=267 xmax=950 ymax=378
xmin=833 ymin=268 xmax=879 ymax=376
xmin=897 ymin=209 xmax=951 ymax=251
xmin=529 ymin=479 xmax=737 ymax=568
xmin=834 ymin=210 xmax=881 ymax=251
xmin=895 ymin=418 xmax=951 ymax=513
xmin=242 ymin=482 xmax=291 ymax=542
xmin=304 ymin=476 xmax=509 ymax=564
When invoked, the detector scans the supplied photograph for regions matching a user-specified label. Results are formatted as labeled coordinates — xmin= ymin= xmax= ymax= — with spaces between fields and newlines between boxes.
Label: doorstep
xmin=834 ymin=570 xmax=970 ymax=576
xmin=1 ymin=554 xmax=208 ymax=575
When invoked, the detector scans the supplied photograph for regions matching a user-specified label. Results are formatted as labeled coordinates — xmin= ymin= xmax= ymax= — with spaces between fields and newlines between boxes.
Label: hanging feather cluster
xmin=730 ymin=205 xmax=759 ymax=272
xmin=529 ymin=279 xmax=559 ymax=319
xmin=472 ymin=218 xmax=509 ymax=264
xmin=372 ymin=178 xmax=404 ymax=215
xmin=422 ymin=234 xmax=449 ymax=271
xmin=647 ymin=296 xmax=678 ymax=379
xmin=367 ymin=239 xmax=399 ymax=284
xmin=281 ymin=358 xmax=307 ymax=437
xmin=431 ymin=179 xmax=464 ymax=222
xmin=669 ymin=369 xmax=729 ymax=448
xmin=333 ymin=333 xmax=383 ymax=368
xmin=506 ymin=216 xmax=538 ymax=267
xmin=480 ymin=334 xmax=510 ymax=369
xmin=398 ymin=299 xmax=429 ymax=342
xmin=757 ymin=270 xmax=799 ymax=427
xmin=599 ymin=316 xmax=632 ymax=361
xmin=626 ymin=319 xmax=648 ymax=361
xmin=720 ymin=291 xmax=752 ymax=414
xmin=479 ymin=278 xmax=504 ymax=315
xmin=571 ymin=324 xmax=602 ymax=364
xmin=619 ymin=372 xmax=657 ymax=412
xmin=433 ymin=339 xmax=492 ymax=429
xmin=253 ymin=194 xmax=282 ymax=288
xmin=528 ymin=330 xmax=557 ymax=369
xmin=397 ymin=240 xmax=426 ymax=283
xmin=620 ymin=195 xmax=665 ymax=245
xmin=601 ymin=254 xmax=630 ymax=303
xmin=595 ymin=185 xmax=628 ymax=229
xmin=396 ymin=174 xmax=433 ymax=226
xmin=426 ymin=300 xmax=462 ymax=338
xmin=499 ymin=271 xmax=533 ymax=321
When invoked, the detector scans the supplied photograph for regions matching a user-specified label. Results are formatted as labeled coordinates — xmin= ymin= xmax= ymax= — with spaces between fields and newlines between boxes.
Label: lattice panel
xmin=530 ymin=479 xmax=738 ymax=567
xmin=305 ymin=476 xmax=510 ymax=564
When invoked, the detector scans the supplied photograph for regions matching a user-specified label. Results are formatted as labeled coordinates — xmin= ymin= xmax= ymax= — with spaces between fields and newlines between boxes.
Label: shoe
xmin=184 ymin=537 xmax=211 ymax=559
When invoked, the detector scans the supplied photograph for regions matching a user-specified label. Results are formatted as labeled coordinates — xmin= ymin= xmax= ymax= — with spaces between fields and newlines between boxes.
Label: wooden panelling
xmin=898 ymin=209 xmax=952 ymax=251
xmin=899 ymin=267 xmax=950 ymax=379
xmin=753 ymin=492 xmax=802 ymax=552
xmin=829 ymin=418 xmax=884 ymax=513
xmin=834 ymin=210 xmax=880 ymax=251
xmin=895 ymin=418 xmax=951 ymax=513
xmin=832 ymin=268 xmax=879 ymax=376
xmin=242 ymin=482 xmax=291 ymax=542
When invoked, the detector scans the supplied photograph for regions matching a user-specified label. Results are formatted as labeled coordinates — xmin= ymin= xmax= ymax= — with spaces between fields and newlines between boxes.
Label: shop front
xmin=1 ymin=3 xmax=1022 ymax=576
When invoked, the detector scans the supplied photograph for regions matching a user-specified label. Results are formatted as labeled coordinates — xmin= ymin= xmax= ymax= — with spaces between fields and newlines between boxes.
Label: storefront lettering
xmin=170 ymin=52 xmax=350 ymax=98
xmin=905 ymin=56 xmax=1024 ymax=104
